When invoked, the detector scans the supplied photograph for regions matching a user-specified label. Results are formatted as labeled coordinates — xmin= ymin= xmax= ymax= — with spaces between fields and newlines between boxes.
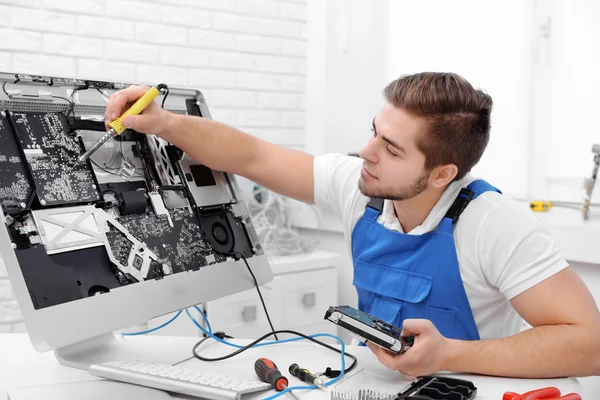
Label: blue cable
xmin=192 ymin=305 xmax=213 ymax=335
xmin=186 ymin=308 xmax=333 ymax=349
xmin=121 ymin=305 xmax=211 ymax=337
xmin=121 ymin=310 xmax=183 ymax=336
xmin=186 ymin=307 xmax=348 ymax=400
xmin=124 ymin=307 xmax=348 ymax=400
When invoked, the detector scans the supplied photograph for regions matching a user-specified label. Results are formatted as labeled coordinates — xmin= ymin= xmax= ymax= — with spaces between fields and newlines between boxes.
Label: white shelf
xmin=267 ymin=250 xmax=344 ymax=274
xmin=520 ymin=201 xmax=600 ymax=265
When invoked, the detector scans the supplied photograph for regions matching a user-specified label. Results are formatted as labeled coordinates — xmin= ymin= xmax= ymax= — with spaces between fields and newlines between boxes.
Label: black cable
xmin=66 ymin=86 xmax=86 ymax=119
xmin=191 ymin=329 xmax=358 ymax=378
xmin=2 ymin=81 xmax=71 ymax=106
xmin=157 ymin=83 xmax=169 ymax=109
xmin=90 ymin=159 xmax=121 ymax=175
xmin=161 ymin=88 xmax=169 ymax=109
xmin=230 ymin=253 xmax=278 ymax=341
xmin=2 ymin=81 xmax=9 ymax=98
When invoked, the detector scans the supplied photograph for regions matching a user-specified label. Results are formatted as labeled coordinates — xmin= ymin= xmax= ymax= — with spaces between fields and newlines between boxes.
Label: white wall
xmin=528 ymin=0 xmax=600 ymax=204
xmin=305 ymin=0 xmax=389 ymax=156
xmin=387 ymin=0 xmax=534 ymax=198
xmin=0 ymin=0 xmax=307 ymax=333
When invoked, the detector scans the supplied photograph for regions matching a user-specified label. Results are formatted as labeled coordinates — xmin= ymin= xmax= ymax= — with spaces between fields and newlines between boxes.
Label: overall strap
xmin=363 ymin=197 xmax=385 ymax=220
xmin=466 ymin=179 xmax=502 ymax=199
xmin=366 ymin=197 xmax=384 ymax=213
xmin=444 ymin=188 xmax=474 ymax=225
xmin=441 ymin=179 xmax=502 ymax=229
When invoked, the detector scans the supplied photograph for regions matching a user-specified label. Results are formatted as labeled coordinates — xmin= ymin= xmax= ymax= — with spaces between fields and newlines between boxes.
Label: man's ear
xmin=429 ymin=164 xmax=458 ymax=188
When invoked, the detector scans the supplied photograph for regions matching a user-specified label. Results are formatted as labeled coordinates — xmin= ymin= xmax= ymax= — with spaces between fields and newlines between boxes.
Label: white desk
xmin=0 ymin=333 xmax=583 ymax=400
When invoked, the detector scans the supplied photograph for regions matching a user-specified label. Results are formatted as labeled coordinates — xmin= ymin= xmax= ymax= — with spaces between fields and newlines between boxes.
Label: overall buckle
xmin=445 ymin=188 xmax=474 ymax=224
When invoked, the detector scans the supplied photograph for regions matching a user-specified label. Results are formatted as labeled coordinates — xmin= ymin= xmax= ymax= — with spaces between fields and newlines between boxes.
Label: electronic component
xmin=199 ymin=208 xmax=254 ymax=258
xmin=149 ymin=192 xmax=169 ymax=219
xmin=397 ymin=376 xmax=477 ymax=400
xmin=117 ymin=190 xmax=147 ymax=215
xmin=108 ymin=209 xmax=220 ymax=275
xmin=324 ymin=305 xmax=414 ymax=355
xmin=8 ymin=112 xmax=99 ymax=206
xmin=180 ymin=157 xmax=233 ymax=207
xmin=161 ymin=188 xmax=189 ymax=210
xmin=0 ymin=112 xmax=33 ymax=210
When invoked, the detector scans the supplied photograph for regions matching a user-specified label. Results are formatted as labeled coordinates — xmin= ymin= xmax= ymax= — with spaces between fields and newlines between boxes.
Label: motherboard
xmin=8 ymin=112 xmax=99 ymax=206
xmin=1 ymin=104 xmax=256 ymax=310
xmin=0 ymin=113 xmax=33 ymax=209
xmin=108 ymin=210 xmax=225 ymax=275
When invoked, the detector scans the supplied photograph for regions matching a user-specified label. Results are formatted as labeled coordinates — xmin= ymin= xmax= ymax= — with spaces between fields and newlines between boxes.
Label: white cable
xmin=243 ymin=186 xmax=321 ymax=257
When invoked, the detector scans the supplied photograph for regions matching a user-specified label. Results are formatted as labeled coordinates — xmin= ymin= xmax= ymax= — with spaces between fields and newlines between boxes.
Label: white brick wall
xmin=0 ymin=0 xmax=307 ymax=332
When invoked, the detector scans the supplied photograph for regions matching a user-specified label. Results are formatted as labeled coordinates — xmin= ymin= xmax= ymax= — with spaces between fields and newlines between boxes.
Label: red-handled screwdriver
xmin=254 ymin=358 xmax=301 ymax=400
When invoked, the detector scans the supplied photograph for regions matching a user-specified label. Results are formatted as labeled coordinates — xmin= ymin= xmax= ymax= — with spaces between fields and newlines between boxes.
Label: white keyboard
xmin=89 ymin=360 xmax=272 ymax=400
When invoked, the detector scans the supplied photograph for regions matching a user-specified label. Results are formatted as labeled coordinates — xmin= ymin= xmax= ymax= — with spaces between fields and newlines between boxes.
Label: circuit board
xmin=0 ymin=113 xmax=33 ymax=208
xmin=8 ymin=112 xmax=100 ymax=206
xmin=106 ymin=225 xmax=133 ymax=267
xmin=107 ymin=209 xmax=224 ymax=276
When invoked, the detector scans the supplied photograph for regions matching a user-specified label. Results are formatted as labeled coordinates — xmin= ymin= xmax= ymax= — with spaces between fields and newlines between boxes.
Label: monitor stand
xmin=54 ymin=332 xmax=195 ymax=370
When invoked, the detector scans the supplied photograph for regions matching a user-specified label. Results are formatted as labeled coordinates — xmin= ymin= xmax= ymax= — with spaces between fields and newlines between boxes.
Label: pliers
xmin=503 ymin=386 xmax=581 ymax=400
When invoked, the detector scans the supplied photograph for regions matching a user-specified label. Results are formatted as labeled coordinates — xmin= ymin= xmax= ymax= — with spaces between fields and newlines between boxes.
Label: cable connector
xmin=213 ymin=331 xmax=233 ymax=339
xmin=322 ymin=367 xmax=342 ymax=378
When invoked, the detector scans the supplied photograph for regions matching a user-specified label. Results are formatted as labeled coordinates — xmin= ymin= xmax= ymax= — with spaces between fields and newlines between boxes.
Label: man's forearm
xmin=160 ymin=113 xmax=261 ymax=176
xmin=443 ymin=324 xmax=600 ymax=378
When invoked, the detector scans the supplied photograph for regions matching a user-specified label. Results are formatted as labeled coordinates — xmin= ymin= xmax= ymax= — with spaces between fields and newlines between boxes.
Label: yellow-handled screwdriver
xmin=78 ymin=84 xmax=167 ymax=163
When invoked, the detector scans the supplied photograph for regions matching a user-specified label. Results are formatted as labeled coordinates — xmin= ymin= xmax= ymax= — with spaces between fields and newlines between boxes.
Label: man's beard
xmin=358 ymin=170 xmax=429 ymax=201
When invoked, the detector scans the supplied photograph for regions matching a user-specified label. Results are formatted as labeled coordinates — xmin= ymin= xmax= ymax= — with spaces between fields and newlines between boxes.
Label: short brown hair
xmin=384 ymin=72 xmax=492 ymax=181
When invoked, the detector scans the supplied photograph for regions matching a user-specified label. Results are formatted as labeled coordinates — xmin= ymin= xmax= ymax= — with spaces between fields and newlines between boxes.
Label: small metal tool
xmin=289 ymin=363 xmax=327 ymax=390
xmin=330 ymin=389 xmax=397 ymax=400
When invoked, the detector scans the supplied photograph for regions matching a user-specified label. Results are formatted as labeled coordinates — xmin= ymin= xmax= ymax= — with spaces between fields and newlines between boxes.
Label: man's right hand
xmin=104 ymin=84 xmax=315 ymax=204
xmin=104 ymin=85 xmax=172 ymax=137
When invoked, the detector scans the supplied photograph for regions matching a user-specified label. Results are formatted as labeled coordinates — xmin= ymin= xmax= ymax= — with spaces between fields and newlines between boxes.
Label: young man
xmin=105 ymin=72 xmax=600 ymax=379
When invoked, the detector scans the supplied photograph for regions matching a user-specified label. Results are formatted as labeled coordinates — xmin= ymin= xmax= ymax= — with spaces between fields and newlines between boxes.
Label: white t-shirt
xmin=313 ymin=154 xmax=569 ymax=340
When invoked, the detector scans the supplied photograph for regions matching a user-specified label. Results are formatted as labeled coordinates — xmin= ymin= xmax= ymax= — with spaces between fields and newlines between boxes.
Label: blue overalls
xmin=351 ymin=180 xmax=501 ymax=340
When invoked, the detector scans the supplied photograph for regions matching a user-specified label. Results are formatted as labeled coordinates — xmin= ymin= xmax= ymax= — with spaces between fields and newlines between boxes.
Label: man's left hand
xmin=367 ymin=319 xmax=450 ymax=377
